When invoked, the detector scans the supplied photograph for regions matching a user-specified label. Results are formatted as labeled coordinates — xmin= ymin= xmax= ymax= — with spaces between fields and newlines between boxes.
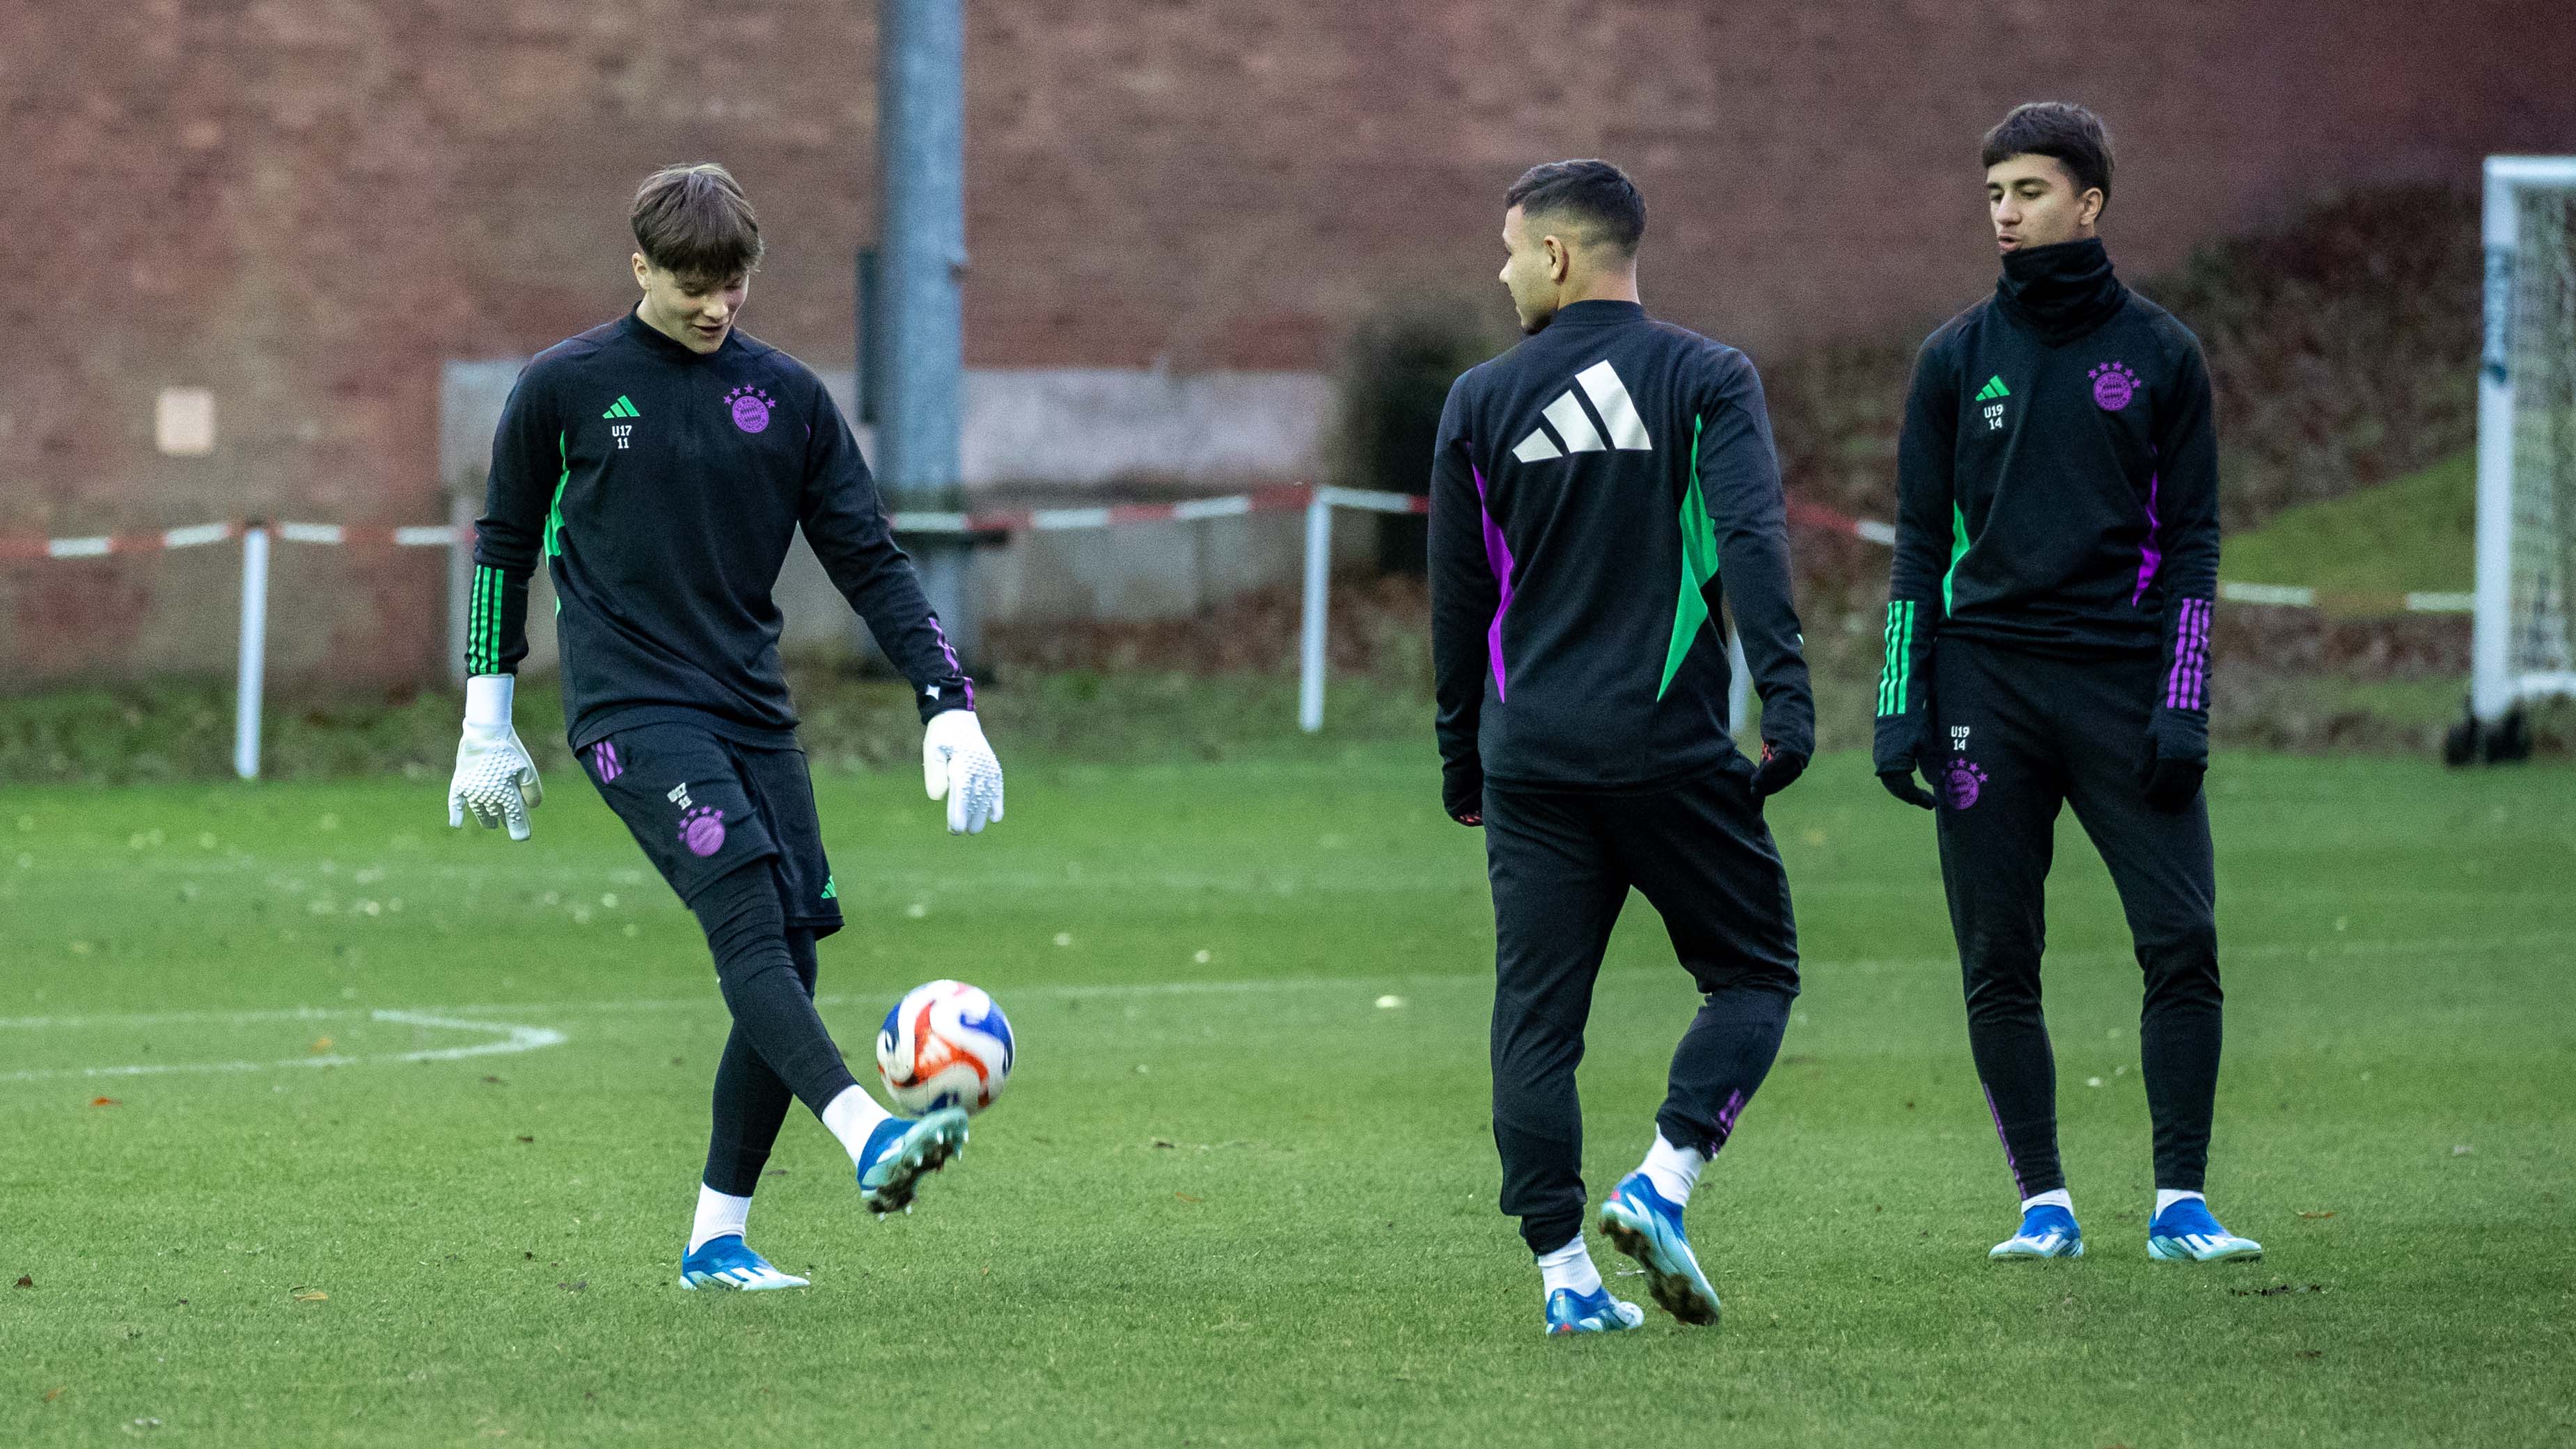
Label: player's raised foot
xmin=855 ymin=1107 xmax=971 ymax=1215
xmin=678 ymin=1235 xmax=809 ymax=1291
xmin=1597 ymin=1172 xmax=1720 ymax=1326
xmin=1544 ymin=1285 xmax=1645 ymax=1336
xmin=2146 ymin=1198 xmax=2263 ymax=1262
xmin=1990 ymin=1203 xmax=2084 ymax=1260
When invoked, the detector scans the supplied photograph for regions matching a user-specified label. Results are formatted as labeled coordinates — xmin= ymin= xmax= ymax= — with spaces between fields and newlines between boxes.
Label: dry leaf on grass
xmin=2298 ymin=1210 xmax=2337 ymax=1219
xmin=89 ymin=1097 xmax=119 ymax=1108
xmin=1175 ymin=1193 xmax=1204 ymax=1203
xmin=290 ymin=1289 xmax=328 ymax=1303
xmin=43 ymin=1387 xmax=64 ymax=1402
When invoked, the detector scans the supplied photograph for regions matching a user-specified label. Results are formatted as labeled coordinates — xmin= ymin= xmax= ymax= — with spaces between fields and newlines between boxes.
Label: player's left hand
xmin=2142 ymin=707 xmax=2208 ymax=813
xmin=923 ymin=707 xmax=1005 ymax=835
xmin=1750 ymin=742 xmax=1808 ymax=801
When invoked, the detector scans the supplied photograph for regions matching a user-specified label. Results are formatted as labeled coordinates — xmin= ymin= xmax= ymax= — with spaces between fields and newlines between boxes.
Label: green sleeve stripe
xmin=1942 ymin=505 xmax=1970 ymax=616
xmin=1876 ymin=599 xmax=1916 ymax=716
xmin=1656 ymin=414 xmax=1723 ymax=702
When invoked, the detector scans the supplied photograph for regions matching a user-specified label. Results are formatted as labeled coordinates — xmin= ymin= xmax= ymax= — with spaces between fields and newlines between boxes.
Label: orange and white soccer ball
xmin=875 ymin=980 xmax=1015 ymax=1115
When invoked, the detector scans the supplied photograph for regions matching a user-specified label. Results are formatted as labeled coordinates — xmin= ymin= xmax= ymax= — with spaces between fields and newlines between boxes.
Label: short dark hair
xmin=631 ymin=163 xmax=764 ymax=285
xmin=1505 ymin=159 xmax=1647 ymax=257
xmin=1980 ymin=103 xmax=2114 ymax=211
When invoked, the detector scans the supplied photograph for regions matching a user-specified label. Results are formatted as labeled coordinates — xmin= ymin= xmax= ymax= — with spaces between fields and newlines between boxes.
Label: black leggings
xmin=691 ymin=861 xmax=861 ymax=1196
xmin=1932 ymin=639 xmax=2223 ymax=1197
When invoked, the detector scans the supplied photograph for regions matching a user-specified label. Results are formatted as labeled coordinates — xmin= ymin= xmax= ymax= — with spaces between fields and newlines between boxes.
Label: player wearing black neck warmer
xmin=1873 ymin=105 xmax=2257 ymax=1264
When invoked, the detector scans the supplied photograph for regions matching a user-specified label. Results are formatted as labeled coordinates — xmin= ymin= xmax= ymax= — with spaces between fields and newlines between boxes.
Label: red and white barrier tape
xmin=0 ymin=490 xmax=2473 ymax=615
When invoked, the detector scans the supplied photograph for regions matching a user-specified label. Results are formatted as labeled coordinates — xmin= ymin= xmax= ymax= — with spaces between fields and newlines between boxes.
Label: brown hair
xmin=1980 ymin=103 xmax=2115 ymax=213
xmin=630 ymin=163 xmax=764 ymax=284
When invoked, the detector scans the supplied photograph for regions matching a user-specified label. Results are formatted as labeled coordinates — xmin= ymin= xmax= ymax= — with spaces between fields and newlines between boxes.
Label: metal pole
xmin=446 ymin=494 xmax=474 ymax=685
xmin=2472 ymin=157 xmax=2520 ymax=726
xmin=877 ymin=0 xmax=975 ymax=663
xmin=234 ymin=524 xmax=271 ymax=781
xmin=1298 ymin=492 xmax=1333 ymax=733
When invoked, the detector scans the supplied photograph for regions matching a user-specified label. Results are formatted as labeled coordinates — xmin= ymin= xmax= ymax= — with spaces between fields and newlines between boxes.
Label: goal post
xmin=2467 ymin=155 xmax=2576 ymax=755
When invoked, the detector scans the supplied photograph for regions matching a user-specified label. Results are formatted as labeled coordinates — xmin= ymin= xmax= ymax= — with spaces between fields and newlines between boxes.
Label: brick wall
xmin=5 ymin=0 xmax=2572 ymax=684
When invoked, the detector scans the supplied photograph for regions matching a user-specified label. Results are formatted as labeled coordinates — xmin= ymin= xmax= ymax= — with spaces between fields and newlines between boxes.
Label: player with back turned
xmin=1874 ymin=104 xmax=2260 ymax=1263
xmin=1431 ymin=160 xmax=1815 ymax=1334
xmin=446 ymin=163 xmax=1009 ymax=1292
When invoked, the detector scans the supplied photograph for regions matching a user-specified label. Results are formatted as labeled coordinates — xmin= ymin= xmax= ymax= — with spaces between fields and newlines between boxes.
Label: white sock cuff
xmin=1641 ymin=1132 xmax=1708 ymax=1205
xmin=1534 ymin=1235 xmax=1603 ymax=1299
xmin=2020 ymin=1188 xmax=2074 ymax=1214
xmin=819 ymin=1083 xmax=895 ymax=1164
xmin=688 ymin=1184 xmax=753 ymax=1255
xmin=2154 ymin=1188 xmax=2206 ymax=1215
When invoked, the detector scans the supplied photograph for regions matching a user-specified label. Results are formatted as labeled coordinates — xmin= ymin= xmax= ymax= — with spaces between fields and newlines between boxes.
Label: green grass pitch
xmin=3 ymin=746 xmax=2571 ymax=1446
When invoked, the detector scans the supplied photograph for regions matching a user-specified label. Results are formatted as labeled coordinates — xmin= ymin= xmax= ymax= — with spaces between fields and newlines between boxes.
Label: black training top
xmin=469 ymin=311 xmax=971 ymax=749
xmin=1872 ymin=240 xmax=2220 ymax=772
xmin=1429 ymin=299 xmax=1813 ymax=817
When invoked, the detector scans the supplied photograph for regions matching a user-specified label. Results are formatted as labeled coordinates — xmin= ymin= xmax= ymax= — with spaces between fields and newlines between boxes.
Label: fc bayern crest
xmin=2088 ymin=361 xmax=2138 ymax=412
xmin=724 ymin=385 xmax=773 ymax=434
xmin=1942 ymin=760 xmax=1988 ymax=810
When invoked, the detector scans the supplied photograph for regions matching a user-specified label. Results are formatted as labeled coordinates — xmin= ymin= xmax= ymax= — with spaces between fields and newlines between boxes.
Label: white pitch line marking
xmin=0 ymin=1009 xmax=567 ymax=1083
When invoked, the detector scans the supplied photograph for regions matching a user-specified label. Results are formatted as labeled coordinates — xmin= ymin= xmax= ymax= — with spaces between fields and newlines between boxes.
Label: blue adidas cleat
xmin=1544 ymin=1285 xmax=1645 ymax=1336
xmin=856 ymin=1108 xmax=971 ymax=1215
xmin=2147 ymin=1198 xmax=2263 ymax=1262
xmin=1598 ymin=1173 xmax=1721 ymax=1326
xmin=1990 ymin=1203 xmax=2085 ymax=1259
xmin=678 ymin=1235 xmax=809 ymax=1291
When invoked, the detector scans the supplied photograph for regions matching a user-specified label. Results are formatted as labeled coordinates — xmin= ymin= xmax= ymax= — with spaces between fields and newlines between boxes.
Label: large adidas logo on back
xmin=1511 ymin=361 xmax=1654 ymax=462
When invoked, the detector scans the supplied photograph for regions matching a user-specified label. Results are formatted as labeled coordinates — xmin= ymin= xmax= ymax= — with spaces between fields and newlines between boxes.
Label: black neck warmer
xmin=1995 ymin=237 xmax=2126 ymax=346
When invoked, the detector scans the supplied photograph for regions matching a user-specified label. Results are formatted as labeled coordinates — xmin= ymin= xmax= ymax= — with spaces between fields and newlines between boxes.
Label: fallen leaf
xmin=2298 ymin=1210 xmax=2337 ymax=1220
xmin=310 ymin=1037 xmax=334 ymax=1054
xmin=2296 ymin=1349 xmax=2323 ymax=1359
xmin=291 ymin=1290 xmax=327 ymax=1303
xmin=480 ymin=1076 xmax=503 ymax=1085
xmin=1150 ymin=1138 xmax=1176 ymax=1150
xmin=13 ymin=1275 xmax=31 ymax=1287
xmin=523 ymin=1251 xmax=535 ymax=1260
xmin=42 ymin=1387 xmax=63 ymax=1402
xmin=1175 ymin=1193 xmax=1203 ymax=1203
xmin=89 ymin=1097 xmax=119 ymax=1108
xmin=516 ymin=1135 xmax=535 ymax=1144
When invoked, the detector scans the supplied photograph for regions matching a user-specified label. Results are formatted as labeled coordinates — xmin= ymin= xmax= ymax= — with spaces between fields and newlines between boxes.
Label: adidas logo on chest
xmin=1512 ymin=361 xmax=1654 ymax=462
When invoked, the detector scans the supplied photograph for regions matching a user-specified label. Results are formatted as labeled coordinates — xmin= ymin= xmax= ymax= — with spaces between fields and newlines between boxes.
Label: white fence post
xmin=1298 ymin=489 xmax=1333 ymax=733
xmin=447 ymin=494 xmax=474 ymax=685
xmin=234 ymin=524 xmax=271 ymax=781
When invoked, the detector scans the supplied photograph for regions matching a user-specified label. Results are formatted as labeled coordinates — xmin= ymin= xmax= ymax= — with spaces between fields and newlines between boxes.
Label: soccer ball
xmin=875 ymin=980 xmax=1014 ymax=1116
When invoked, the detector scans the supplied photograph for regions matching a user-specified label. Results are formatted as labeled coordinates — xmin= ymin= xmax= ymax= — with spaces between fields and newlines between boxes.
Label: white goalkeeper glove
xmin=448 ymin=674 xmax=543 ymax=841
xmin=922 ymin=707 xmax=1004 ymax=836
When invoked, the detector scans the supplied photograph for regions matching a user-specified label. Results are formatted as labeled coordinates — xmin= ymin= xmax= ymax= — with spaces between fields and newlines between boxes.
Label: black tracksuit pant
xmin=1485 ymin=762 xmax=1799 ymax=1255
xmin=1930 ymin=638 xmax=2222 ymax=1198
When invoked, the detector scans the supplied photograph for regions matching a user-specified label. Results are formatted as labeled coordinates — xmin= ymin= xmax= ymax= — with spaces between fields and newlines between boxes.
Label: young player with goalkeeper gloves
xmin=448 ymin=163 xmax=1005 ymax=1292
xmin=1431 ymin=160 xmax=1815 ymax=1334
xmin=1874 ymin=104 xmax=2257 ymax=1264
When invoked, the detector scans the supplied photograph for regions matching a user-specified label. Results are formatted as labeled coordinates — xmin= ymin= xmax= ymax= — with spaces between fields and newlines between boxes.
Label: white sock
xmin=2020 ymin=1188 xmax=2074 ymax=1215
xmin=1534 ymin=1235 xmax=1604 ymax=1301
xmin=688 ymin=1184 xmax=752 ymax=1254
xmin=1639 ymin=1133 xmax=1706 ymax=1206
xmin=2155 ymin=1188 xmax=2204 ymax=1216
xmin=819 ymin=1084 xmax=895 ymax=1165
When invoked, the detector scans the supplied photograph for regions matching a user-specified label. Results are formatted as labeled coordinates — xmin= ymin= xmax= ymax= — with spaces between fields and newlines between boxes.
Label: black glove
xmin=1750 ymin=742 xmax=1808 ymax=801
xmin=1878 ymin=766 xmax=1938 ymax=810
xmin=2142 ymin=707 xmax=2208 ymax=814
xmin=1443 ymin=758 xmax=1485 ymax=827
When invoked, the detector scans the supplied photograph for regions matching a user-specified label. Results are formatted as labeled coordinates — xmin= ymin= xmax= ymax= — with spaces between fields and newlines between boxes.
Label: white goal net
xmin=2472 ymin=157 xmax=2576 ymax=728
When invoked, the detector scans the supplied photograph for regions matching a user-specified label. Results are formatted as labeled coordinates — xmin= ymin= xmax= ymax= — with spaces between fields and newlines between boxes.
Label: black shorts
xmin=579 ymin=721 xmax=845 ymax=936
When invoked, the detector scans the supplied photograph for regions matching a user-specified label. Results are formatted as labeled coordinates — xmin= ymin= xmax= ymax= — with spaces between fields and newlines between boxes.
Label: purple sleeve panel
xmin=2163 ymin=597 xmax=2213 ymax=711
xmin=1471 ymin=463 xmax=1516 ymax=702
xmin=2132 ymin=462 xmax=2163 ymax=607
